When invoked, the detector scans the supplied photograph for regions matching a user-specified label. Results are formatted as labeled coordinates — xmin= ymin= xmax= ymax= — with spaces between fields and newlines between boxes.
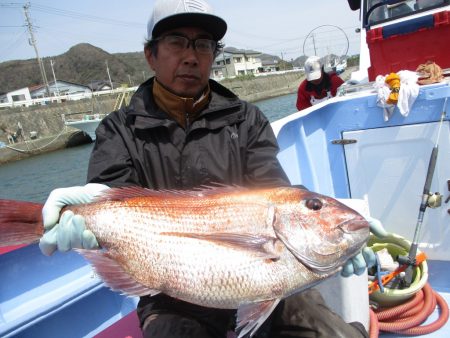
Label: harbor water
xmin=0 ymin=93 xmax=297 ymax=202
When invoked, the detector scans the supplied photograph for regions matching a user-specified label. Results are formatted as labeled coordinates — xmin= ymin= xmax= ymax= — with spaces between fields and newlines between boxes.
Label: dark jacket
xmin=86 ymin=77 xmax=290 ymax=333
xmin=87 ymin=77 xmax=289 ymax=189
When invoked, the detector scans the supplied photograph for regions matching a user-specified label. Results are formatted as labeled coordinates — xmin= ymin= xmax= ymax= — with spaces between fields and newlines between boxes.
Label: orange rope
xmin=369 ymin=282 xmax=449 ymax=337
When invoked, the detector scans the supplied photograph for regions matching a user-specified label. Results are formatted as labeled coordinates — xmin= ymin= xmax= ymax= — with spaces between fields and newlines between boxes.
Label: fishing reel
xmin=426 ymin=192 xmax=442 ymax=209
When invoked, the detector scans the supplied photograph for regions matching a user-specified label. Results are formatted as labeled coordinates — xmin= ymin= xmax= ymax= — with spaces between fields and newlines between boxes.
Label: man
xmin=40 ymin=0 xmax=373 ymax=337
xmin=296 ymin=56 xmax=345 ymax=111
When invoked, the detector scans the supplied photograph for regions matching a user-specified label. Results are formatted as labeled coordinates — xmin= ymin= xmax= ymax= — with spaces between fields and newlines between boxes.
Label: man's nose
xmin=182 ymin=46 xmax=199 ymax=64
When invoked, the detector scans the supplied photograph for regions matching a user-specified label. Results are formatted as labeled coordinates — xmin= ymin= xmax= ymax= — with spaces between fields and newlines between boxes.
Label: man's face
xmin=310 ymin=74 xmax=323 ymax=85
xmin=145 ymin=27 xmax=215 ymax=98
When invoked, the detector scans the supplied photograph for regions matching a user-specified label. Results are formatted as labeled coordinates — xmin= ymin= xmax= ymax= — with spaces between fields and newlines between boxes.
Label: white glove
xmin=39 ymin=210 xmax=99 ymax=255
xmin=341 ymin=217 xmax=388 ymax=277
xmin=39 ymin=183 xmax=109 ymax=255
xmin=42 ymin=183 xmax=109 ymax=229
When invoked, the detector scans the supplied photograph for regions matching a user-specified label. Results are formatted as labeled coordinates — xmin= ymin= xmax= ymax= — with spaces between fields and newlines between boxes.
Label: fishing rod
xmin=397 ymin=97 xmax=448 ymax=287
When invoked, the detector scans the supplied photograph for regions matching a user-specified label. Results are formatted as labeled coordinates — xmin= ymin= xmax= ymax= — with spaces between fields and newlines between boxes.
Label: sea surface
xmin=0 ymin=93 xmax=297 ymax=203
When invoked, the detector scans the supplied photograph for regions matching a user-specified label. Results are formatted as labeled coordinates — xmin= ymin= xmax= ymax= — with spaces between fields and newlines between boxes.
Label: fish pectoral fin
xmin=161 ymin=232 xmax=283 ymax=260
xmin=236 ymin=298 xmax=281 ymax=338
xmin=75 ymin=249 xmax=160 ymax=297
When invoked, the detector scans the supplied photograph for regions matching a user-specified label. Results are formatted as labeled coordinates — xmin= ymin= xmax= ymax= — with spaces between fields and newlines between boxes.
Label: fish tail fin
xmin=0 ymin=199 xmax=44 ymax=246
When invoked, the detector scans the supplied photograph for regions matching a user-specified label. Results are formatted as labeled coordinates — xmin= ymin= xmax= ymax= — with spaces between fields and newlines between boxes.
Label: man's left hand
xmin=341 ymin=216 xmax=388 ymax=277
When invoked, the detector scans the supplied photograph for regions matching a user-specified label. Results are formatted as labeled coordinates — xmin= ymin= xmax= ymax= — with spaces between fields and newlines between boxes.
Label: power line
xmin=0 ymin=29 xmax=27 ymax=60
xmin=30 ymin=4 xmax=143 ymax=28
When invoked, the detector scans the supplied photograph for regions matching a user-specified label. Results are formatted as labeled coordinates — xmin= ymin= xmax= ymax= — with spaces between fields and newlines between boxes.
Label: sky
xmin=0 ymin=0 xmax=362 ymax=63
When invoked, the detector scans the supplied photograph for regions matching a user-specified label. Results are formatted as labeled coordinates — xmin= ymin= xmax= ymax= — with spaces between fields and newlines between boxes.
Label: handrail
xmin=0 ymin=86 xmax=138 ymax=109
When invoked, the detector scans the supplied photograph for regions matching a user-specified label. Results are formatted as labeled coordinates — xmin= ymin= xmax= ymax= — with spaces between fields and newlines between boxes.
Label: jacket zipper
xmin=185 ymin=111 xmax=190 ymax=130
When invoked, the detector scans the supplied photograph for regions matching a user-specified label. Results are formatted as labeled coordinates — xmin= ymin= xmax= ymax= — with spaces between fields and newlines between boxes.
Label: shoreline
xmin=0 ymin=130 xmax=92 ymax=165
xmin=0 ymin=68 xmax=354 ymax=165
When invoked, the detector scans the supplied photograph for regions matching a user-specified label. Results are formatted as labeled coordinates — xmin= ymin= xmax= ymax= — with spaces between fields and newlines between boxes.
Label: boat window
xmin=364 ymin=0 xmax=448 ymax=26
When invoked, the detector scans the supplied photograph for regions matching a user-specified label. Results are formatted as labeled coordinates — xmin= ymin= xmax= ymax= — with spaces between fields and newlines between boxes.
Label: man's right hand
xmin=39 ymin=183 xmax=109 ymax=256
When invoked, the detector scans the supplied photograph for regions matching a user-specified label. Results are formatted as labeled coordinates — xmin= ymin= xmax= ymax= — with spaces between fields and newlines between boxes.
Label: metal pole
xmin=23 ymin=3 xmax=50 ymax=97
xmin=105 ymin=60 xmax=114 ymax=90
xmin=50 ymin=59 xmax=60 ymax=97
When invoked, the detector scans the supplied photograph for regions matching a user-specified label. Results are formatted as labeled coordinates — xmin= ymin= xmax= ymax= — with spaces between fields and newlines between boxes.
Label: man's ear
xmin=144 ymin=48 xmax=155 ymax=71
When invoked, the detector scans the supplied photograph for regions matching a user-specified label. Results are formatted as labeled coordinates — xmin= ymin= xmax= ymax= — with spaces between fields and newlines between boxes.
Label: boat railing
xmin=62 ymin=111 xmax=108 ymax=123
xmin=338 ymin=67 xmax=450 ymax=96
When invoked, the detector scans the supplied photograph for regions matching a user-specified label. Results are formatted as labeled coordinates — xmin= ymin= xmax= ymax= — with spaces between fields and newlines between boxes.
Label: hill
xmin=0 ymin=43 xmax=152 ymax=93
xmin=0 ymin=43 xmax=356 ymax=94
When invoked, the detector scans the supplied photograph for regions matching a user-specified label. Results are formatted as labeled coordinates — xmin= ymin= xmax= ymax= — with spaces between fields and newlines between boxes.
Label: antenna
xmin=23 ymin=3 xmax=51 ymax=97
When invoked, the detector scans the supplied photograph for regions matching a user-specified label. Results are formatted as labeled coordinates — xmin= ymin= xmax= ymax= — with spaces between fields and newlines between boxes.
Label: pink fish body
xmin=0 ymin=186 xmax=369 ymax=337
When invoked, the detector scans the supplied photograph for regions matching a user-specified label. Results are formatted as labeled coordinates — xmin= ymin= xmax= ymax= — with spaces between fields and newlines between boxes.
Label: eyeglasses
xmin=155 ymin=35 xmax=217 ymax=54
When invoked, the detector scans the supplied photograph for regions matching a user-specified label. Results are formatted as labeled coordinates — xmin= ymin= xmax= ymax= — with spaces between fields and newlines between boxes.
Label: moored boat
xmin=63 ymin=113 xmax=108 ymax=142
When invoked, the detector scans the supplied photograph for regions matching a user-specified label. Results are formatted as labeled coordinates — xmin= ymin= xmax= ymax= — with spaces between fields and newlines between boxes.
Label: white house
xmin=211 ymin=48 xmax=262 ymax=80
xmin=1 ymin=87 xmax=32 ymax=104
xmin=30 ymin=80 xmax=91 ymax=99
xmin=0 ymin=80 xmax=92 ymax=108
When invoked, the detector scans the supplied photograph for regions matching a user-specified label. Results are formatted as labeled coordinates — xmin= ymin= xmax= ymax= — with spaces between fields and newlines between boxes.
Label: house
xmin=0 ymin=80 xmax=92 ymax=107
xmin=211 ymin=48 xmax=262 ymax=80
xmin=260 ymin=59 xmax=280 ymax=73
xmin=29 ymin=80 xmax=91 ymax=99
xmin=88 ymin=80 xmax=113 ymax=92
xmin=0 ymin=87 xmax=32 ymax=106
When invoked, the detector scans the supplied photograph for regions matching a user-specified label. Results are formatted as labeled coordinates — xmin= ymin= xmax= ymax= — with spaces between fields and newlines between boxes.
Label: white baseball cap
xmin=147 ymin=0 xmax=227 ymax=41
xmin=304 ymin=56 xmax=323 ymax=81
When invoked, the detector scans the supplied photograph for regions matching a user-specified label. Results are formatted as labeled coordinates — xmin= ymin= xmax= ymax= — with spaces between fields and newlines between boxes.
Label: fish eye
xmin=305 ymin=198 xmax=323 ymax=211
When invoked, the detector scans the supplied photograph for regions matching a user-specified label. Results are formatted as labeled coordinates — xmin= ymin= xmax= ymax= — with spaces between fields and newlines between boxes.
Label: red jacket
xmin=296 ymin=72 xmax=344 ymax=111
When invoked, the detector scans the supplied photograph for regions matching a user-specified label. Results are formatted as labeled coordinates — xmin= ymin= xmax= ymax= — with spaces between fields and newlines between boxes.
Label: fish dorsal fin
xmin=161 ymin=232 xmax=283 ymax=260
xmin=76 ymin=249 xmax=160 ymax=297
xmin=93 ymin=184 xmax=248 ymax=203
xmin=236 ymin=298 xmax=281 ymax=338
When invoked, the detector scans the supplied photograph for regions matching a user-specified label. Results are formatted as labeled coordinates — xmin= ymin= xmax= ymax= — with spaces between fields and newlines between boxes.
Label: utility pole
xmin=105 ymin=60 xmax=114 ymax=90
xmin=23 ymin=3 xmax=50 ymax=97
xmin=50 ymin=59 xmax=60 ymax=97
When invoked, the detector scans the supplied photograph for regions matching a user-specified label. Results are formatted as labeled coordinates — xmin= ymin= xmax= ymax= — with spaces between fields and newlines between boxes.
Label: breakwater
xmin=0 ymin=71 xmax=307 ymax=164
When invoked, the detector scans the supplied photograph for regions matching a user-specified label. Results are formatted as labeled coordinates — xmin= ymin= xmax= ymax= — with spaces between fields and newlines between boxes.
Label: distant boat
xmin=63 ymin=112 xmax=107 ymax=141
xmin=63 ymin=87 xmax=135 ymax=141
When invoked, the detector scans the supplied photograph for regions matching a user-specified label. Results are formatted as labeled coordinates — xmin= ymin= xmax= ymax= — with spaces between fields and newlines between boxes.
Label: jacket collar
xmin=152 ymin=79 xmax=210 ymax=128
xmin=125 ymin=77 xmax=243 ymax=130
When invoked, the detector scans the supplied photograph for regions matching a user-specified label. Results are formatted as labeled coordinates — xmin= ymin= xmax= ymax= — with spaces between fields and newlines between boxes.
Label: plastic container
xmin=368 ymin=233 xmax=428 ymax=307
xmin=366 ymin=11 xmax=450 ymax=81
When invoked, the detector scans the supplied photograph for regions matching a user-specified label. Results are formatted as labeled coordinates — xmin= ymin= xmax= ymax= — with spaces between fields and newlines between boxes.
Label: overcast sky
xmin=0 ymin=0 xmax=362 ymax=63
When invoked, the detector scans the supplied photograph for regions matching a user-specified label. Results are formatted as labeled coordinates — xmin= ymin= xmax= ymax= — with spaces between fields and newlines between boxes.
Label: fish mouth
xmin=339 ymin=219 xmax=369 ymax=233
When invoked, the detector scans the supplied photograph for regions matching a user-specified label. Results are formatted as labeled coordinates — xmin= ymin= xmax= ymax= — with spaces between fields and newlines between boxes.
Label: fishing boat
xmin=62 ymin=87 xmax=135 ymax=142
xmin=0 ymin=0 xmax=449 ymax=337
xmin=63 ymin=112 xmax=108 ymax=142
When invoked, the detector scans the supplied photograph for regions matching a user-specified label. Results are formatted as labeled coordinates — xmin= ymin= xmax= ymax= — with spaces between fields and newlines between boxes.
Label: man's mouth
xmin=177 ymin=73 xmax=200 ymax=80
